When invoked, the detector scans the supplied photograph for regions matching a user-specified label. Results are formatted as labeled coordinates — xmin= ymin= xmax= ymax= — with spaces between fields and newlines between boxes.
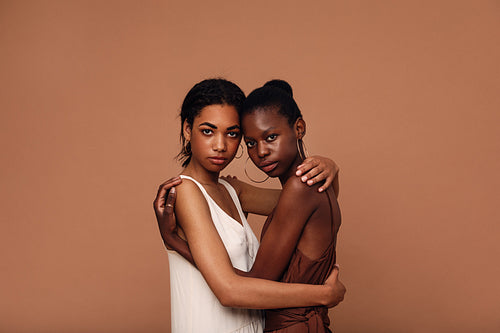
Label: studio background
xmin=1 ymin=1 xmax=499 ymax=332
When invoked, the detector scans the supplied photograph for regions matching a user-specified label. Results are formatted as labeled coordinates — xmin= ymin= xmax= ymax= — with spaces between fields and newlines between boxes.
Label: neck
xmin=278 ymin=155 xmax=303 ymax=186
xmin=183 ymin=161 xmax=220 ymax=185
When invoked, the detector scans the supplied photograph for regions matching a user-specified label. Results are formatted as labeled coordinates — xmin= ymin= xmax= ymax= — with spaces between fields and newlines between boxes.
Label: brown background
xmin=1 ymin=1 xmax=499 ymax=332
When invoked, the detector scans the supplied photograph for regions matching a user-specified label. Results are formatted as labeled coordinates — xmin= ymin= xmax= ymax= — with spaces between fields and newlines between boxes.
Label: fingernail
xmin=307 ymin=180 xmax=313 ymax=185
xmin=170 ymin=187 xmax=176 ymax=193
xmin=301 ymin=176 xmax=307 ymax=182
xmin=318 ymin=188 xmax=323 ymax=192
xmin=296 ymin=170 xmax=302 ymax=176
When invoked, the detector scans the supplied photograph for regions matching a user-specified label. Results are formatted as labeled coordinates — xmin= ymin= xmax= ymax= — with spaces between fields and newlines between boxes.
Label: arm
xmin=223 ymin=155 xmax=340 ymax=216
xmin=238 ymin=177 xmax=320 ymax=280
xmin=175 ymin=179 xmax=337 ymax=309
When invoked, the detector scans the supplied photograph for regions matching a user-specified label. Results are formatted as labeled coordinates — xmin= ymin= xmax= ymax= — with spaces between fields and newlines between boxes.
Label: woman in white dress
xmin=153 ymin=79 xmax=345 ymax=333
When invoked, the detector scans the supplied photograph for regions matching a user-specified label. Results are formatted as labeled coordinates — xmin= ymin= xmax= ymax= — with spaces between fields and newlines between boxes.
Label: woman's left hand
xmin=154 ymin=176 xmax=182 ymax=249
xmin=295 ymin=156 xmax=339 ymax=192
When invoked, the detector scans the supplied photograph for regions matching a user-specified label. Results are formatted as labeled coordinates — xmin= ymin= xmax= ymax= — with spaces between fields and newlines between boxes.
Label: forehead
xmin=194 ymin=104 xmax=240 ymax=125
xmin=242 ymin=108 xmax=290 ymax=132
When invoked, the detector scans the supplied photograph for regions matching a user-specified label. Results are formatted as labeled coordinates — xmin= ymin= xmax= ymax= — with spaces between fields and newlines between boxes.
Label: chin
xmin=207 ymin=163 xmax=228 ymax=173
xmin=266 ymin=167 xmax=282 ymax=178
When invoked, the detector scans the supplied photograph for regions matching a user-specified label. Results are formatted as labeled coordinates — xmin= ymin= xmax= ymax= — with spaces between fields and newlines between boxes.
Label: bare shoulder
xmin=174 ymin=178 xmax=210 ymax=218
xmin=279 ymin=176 xmax=322 ymax=212
xmin=283 ymin=174 xmax=320 ymax=197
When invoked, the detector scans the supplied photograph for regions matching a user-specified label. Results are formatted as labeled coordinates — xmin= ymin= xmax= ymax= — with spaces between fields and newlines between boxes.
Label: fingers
xmin=165 ymin=187 xmax=176 ymax=214
xmin=318 ymin=174 xmax=332 ymax=193
xmin=325 ymin=265 xmax=339 ymax=283
xmin=302 ymin=167 xmax=323 ymax=185
xmin=154 ymin=176 xmax=182 ymax=209
xmin=295 ymin=157 xmax=319 ymax=176
xmin=297 ymin=163 xmax=332 ymax=193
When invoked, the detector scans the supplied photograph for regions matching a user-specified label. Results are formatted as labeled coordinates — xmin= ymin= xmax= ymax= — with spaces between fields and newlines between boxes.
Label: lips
xmin=259 ymin=161 xmax=278 ymax=173
xmin=208 ymin=157 xmax=227 ymax=165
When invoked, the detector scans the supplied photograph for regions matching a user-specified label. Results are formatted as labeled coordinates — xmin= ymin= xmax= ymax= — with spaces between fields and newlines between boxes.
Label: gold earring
xmin=297 ymin=139 xmax=308 ymax=161
xmin=244 ymin=156 xmax=269 ymax=183
xmin=235 ymin=143 xmax=244 ymax=159
xmin=184 ymin=141 xmax=191 ymax=154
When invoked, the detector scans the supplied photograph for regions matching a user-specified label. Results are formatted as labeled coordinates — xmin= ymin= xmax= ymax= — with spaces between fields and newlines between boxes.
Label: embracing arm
xmin=175 ymin=180 xmax=336 ymax=309
xmin=237 ymin=177 xmax=320 ymax=280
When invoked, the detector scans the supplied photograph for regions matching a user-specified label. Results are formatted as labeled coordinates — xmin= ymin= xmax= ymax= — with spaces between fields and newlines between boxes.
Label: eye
xmin=245 ymin=140 xmax=256 ymax=148
xmin=201 ymin=128 xmax=213 ymax=135
xmin=266 ymin=134 xmax=278 ymax=142
xmin=228 ymin=131 xmax=240 ymax=138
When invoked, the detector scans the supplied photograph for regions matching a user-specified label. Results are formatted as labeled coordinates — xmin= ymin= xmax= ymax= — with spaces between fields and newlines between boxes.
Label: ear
xmin=294 ymin=118 xmax=306 ymax=140
xmin=183 ymin=120 xmax=192 ymax=141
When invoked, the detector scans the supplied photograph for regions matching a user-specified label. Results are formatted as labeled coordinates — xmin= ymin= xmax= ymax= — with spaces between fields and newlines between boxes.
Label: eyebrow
xmin=199 ymin=122 xmax=217 ymax=129
xmin=245 ymin=127 xmax=277 ymax=140
xmin=199 ymin=122 xmax=240 ymax=131
xmin=262 ymin=127 xmax=277 ymax=135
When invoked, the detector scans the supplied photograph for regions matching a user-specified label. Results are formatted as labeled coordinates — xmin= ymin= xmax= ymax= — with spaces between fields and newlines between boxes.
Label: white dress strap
xmin=218 ymin=178 xmax=258 ymax=260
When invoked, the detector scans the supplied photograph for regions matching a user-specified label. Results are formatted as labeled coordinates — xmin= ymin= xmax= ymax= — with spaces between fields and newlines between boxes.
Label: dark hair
xmin=241 ymin=79 xmax=302 ymax=126
xmin=177 ymin=78 xmax=245 ymax=167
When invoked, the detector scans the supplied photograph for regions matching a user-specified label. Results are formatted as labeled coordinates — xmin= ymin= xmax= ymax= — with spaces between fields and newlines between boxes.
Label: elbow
xmin=218 ymin=294 xmax=234 ymax=307
xmin=214 ymin=282 xmax=240 ymax=308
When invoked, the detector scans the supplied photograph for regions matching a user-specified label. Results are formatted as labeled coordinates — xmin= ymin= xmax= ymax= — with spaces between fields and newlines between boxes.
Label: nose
xmin=213 ymin=133 xmax=227 ymax=152
xmin=257 ymin=142 xmax=270 ymax=158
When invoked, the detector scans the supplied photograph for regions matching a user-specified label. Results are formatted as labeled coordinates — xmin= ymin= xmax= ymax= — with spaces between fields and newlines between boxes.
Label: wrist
xmin=321 ymin=284 xmax=334 ymax=306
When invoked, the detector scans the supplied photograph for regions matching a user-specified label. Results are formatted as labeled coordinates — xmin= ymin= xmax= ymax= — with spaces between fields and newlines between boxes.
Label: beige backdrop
xmin=1 ymin=1 xmax=499 ymax=332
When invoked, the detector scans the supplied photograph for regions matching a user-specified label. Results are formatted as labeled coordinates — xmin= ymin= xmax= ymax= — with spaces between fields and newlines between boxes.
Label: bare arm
xmin=237 ymin=177 xmax=319 ymax=280
xmin=174 ymin=179 xmax=337 ymax=309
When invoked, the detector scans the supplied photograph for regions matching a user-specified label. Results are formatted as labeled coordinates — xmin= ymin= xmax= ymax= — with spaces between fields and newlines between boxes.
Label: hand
xmin=220 ymin=175 xmax=239 ymax=187
xmin=295 ymin=156 xmax=340 ymax=192
xmin=323 ymin=264 xmax=346 ymax=308
xmin=153 ymin=176 xmax=182 ymax=249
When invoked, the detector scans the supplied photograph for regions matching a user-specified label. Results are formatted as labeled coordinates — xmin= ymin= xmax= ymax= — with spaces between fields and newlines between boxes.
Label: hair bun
xmin=263 ymin=79 xmax=293 ymax=98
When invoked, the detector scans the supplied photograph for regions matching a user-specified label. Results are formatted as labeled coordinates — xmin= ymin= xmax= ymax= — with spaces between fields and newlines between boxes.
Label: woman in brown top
xmin=160 ymin=79 xmax=344 ymax=332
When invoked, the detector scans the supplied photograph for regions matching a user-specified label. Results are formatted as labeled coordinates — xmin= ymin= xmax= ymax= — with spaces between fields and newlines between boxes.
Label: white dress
xmin=168 ymin=175 xmax=264 ymax=333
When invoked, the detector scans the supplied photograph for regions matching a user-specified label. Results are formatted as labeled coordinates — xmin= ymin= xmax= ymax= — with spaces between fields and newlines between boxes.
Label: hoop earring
xmin=244 ymin=156 xmax=269 ymax=183
xmin=235 ymin=143 xmax=244 ymax=159
xmin=297 ymin=139 xmax=308 ymax=161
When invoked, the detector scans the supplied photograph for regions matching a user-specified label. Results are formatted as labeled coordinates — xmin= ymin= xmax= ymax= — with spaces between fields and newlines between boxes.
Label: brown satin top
xmin=262 ymin=190 xmax=340 ymax=333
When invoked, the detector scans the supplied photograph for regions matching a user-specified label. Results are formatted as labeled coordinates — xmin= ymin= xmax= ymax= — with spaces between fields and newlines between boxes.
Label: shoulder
xmin=283 ymin=175 xmax=320 ymax=196
xmin=281 ymin=176 xmax=322 ymax=208
xmin=175 ymin=178 xmax=210 ymax=215
xmin=176 ymin=177 xmax=202 ymax=197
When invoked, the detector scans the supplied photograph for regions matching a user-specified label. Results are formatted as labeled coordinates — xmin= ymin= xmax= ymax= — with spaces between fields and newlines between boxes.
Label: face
xmin=242 ymin=109 xmax=302 ymax=178
xmin=184 ymin=104 xmax=241 ymax=172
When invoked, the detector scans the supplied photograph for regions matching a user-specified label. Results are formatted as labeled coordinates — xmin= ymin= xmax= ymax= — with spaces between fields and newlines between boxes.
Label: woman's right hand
xmin=323 ymin=264 xmax=346 ymax=308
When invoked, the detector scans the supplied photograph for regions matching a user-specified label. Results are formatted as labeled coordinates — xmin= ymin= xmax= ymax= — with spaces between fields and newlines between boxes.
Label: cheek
xmin=228 ymin=139 xmax=240 ymax=154
xmin=279 ymin=136 xmax=298 ymax=159
xmin=190 ymin=135 xmax=207 ymax=149
xmin=248 ymin=148 xmax=258 ymax=162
